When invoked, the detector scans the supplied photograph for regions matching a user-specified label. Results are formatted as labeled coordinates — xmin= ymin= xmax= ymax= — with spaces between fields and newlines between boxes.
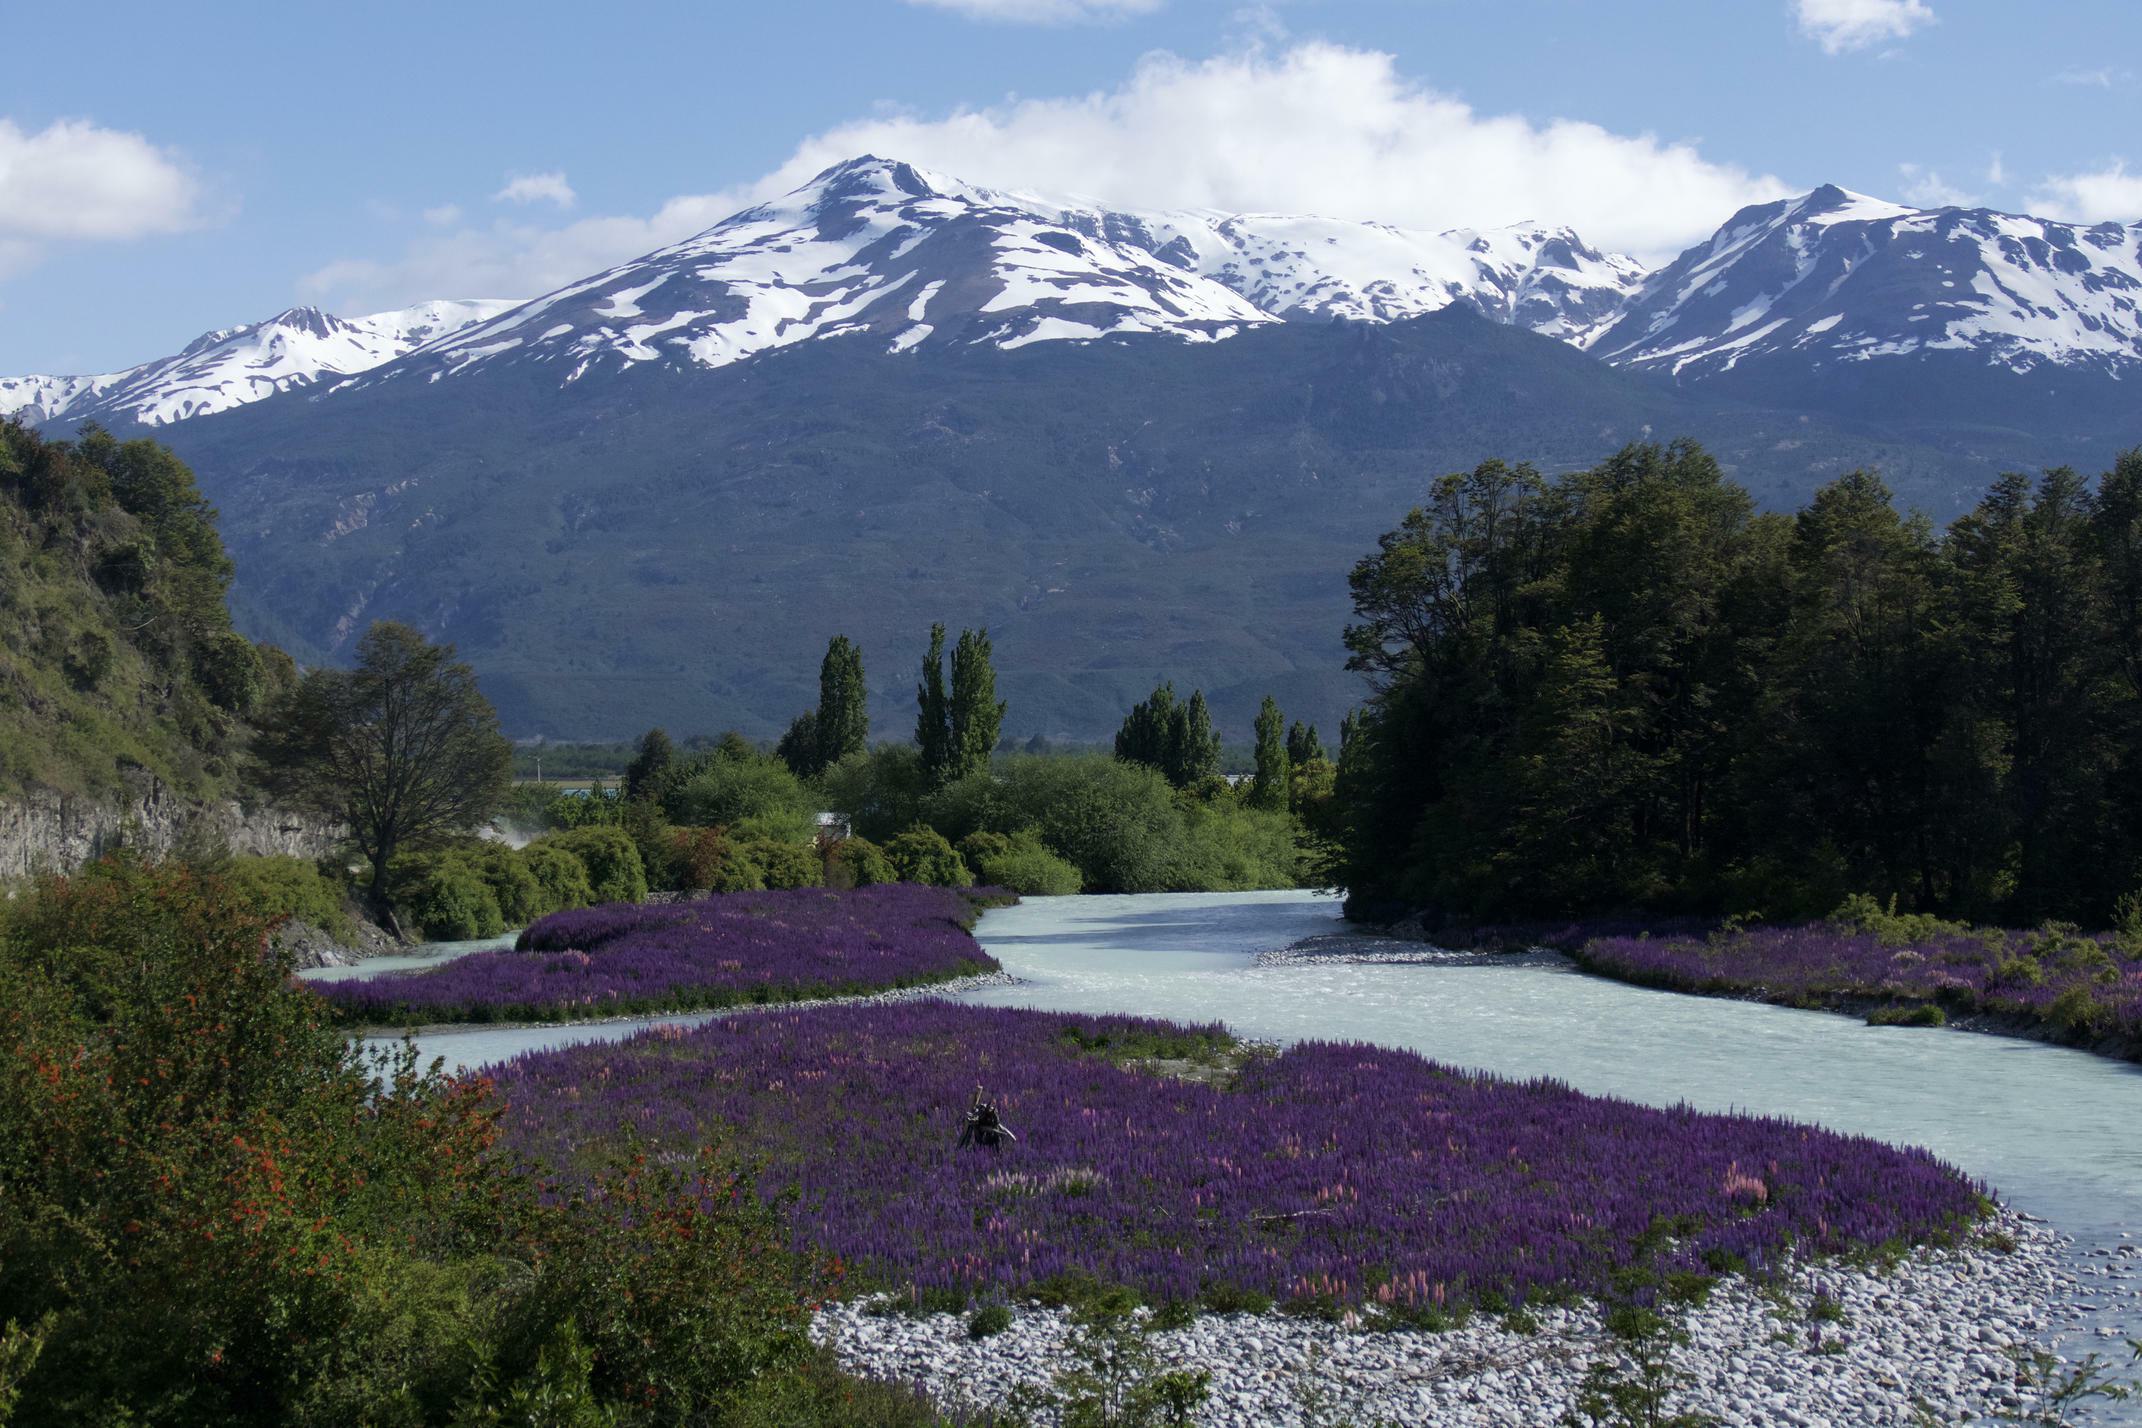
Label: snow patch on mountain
xmin=393 ymin=157 xmax=1649 ymax=387
xmin=1 ymin=299 xmax=521 ymax=427
xmin=1589 ymin=185 xmax=2142 ymax=380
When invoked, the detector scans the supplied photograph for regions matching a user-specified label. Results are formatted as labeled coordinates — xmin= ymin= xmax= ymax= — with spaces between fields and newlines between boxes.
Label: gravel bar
xmin=814 ymin=1212 xmax=2142 ymax=1426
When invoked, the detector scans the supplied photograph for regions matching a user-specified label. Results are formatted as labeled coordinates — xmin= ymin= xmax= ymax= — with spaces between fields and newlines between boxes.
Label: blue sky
xmin=4 ymin=0 xmax=2137 ymax=374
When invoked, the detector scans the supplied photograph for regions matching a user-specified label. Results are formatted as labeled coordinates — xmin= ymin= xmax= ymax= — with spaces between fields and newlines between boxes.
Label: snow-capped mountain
xmin=0 ymin=299 xmax=520 ymax=428
xmin=377 ymin=156 xmax=1646 ymax=389
xmin=1588 ymin=185 xmax=2142 ymax=382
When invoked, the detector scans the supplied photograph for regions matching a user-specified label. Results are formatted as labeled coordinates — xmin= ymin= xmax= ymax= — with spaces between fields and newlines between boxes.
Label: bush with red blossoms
xmin=315 ymin=884 xmax=1004 ymax=1025
xmin=492 ymin=1001 xmax=1986 ymax=1315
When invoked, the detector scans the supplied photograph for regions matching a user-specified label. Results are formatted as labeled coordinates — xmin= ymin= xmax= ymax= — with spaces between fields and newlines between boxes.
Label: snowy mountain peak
xmin=0 ymin=298 xmax=521 ymax=428
xmin=394 ymin=155 xmax=1651 ymax=388
xmin=1590 ymin=185 xmax=2142 ymax=380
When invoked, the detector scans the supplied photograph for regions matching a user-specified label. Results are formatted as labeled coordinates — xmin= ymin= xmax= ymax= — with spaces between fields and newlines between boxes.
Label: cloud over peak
xmin=0 ymin=117 xmax=206 ymax=276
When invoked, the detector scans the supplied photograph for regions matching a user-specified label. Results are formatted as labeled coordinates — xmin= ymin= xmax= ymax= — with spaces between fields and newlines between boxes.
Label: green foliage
xmin=915 ymin=624 xmax=953 ymax=787
xmin=255 ymin=621 xmax=513 ymax=920
xmin=885 ymin=826 xmax=974 ymax=888
xmin=818 ymin=635 xmax=870 ymax=772
xmin=825 ymin=837 xmax=896 ymax=890
xmin=523 ymin=841 xmax=596 ymax=914
xmin=973 ymin=832 xmax=1086 ymax=896
xmin=1114 ymin=684 xmax=1222 ymax=790
xmin=0 ymin=855 xmax=980 ymax=1427
xmin=1338 ymin=444 xmax=2142 ymax=928
xmin=949 ymin=628 xmax=1007 ymax=784
xmin=670 ymin=826 xmax=764 ymax=893
xmin=1563 ymin=1222 xmax=1717 ymax=1428
xmin=664 ymin=754 xmax=814 ymax=831
xmin=967 ymin=1305 xmax=1013 ymax=1340
xmin=1867 ymin=1004 xmax=1949 ymax=1028
xmin=217 ymin=853 xmax=357 ymax=940
xmin=541 ymin=826 xmax=648 ymax=905
xmin=393 ymin=853 xmax=508 ymax=940
xmin=1003 ymin=1291 xmax=1210 ymax=1428
xmin=744 ymin=837 xmax=824 ymax=891
xmin=623 ymin=727 xmax=675 ymax=802
xmin=1249 ymin=696 xmax=1290 ymax=812
xmin=0 ymin=421 xmax=283 ymax=800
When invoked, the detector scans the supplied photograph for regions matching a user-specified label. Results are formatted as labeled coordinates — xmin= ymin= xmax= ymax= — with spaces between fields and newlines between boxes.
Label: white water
xmin=356 ymin=888 xmax=2142 ymax=1339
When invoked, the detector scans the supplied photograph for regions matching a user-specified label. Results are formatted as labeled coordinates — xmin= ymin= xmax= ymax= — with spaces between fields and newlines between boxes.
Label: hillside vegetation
xmin=0 ymin=420 xmax=287 ymax=800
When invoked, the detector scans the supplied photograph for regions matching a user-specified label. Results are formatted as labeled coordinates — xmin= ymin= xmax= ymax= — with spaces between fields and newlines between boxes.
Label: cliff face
xmin=0 ymin=771 xmax=338 ymax=882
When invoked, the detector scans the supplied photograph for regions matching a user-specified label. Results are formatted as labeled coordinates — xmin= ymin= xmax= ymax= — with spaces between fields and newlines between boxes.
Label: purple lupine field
xmin=1575 ymin=923 xmax=2142 ymax=1059
xmin=315 ymin=884 xmax=1001 ymax=1025
xmin=493 ymin=1001 xmax=1985 ymax=1313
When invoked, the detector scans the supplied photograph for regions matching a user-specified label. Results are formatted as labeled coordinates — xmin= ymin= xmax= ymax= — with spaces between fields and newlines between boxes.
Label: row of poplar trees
xmin=1336 ymin=439 xmax=2142 ymax=928
xmin=776 ymin=625 xmax=1005 ymax=785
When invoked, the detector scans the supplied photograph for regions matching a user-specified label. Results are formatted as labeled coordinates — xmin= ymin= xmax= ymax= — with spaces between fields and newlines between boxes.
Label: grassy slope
xmin=0 ymin=423 xmax=266 ymax=800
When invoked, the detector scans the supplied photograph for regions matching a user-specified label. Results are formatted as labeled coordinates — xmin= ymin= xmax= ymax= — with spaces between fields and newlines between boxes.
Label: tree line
xmin=1335 ymin=440 xmax=2142 ymax=929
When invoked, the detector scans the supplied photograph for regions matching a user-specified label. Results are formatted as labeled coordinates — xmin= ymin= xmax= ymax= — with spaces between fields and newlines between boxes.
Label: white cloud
xmin=1986 ymin=151 xmax=2008 ymax=187
xmin=1897 ymin=163 xmax=1976 ymax=209
xmin=2031 ymin=162 xmax=2142 ymax=224
xmin=903 ymin=0 xmax=1161 ymax=22
xmin=1792 ymin=0 xmax=1934 ymax=54
xmin=422 ymin=203 xmax=463 ymax=227
xmin=494 ymin=171 xmax=576 ymax=208
xmin=2052 ymin=66 xmax=2131 ymax=89
xmin=303 ymin=41 xmax=1787 ymax=310
xmin=0 ymin=117 xmax=205 ymax=273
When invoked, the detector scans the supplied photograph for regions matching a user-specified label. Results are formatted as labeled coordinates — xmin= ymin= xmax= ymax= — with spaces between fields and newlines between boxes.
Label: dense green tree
xmin=775 ymin=710 xmax=820 ymax=776
xmin=1285 ymin=722 xmax=1325 ymax=769
xmin=948 ymin=628 xmax=1006 ymax=782
xmin=816 ymin=635 xmax=869 ymax=771
xmin=623 ymin=727 xmax=675 ymax=801
xmin=915 ymin=624 xmax=952 ymax=784
xmin=1249 ymin=697 xmax=1290 ymax=811
xmin=1336 ymin=441 xmax=2142 ymax=928
xmin=255 ymin=622 xmax=512 ymax=930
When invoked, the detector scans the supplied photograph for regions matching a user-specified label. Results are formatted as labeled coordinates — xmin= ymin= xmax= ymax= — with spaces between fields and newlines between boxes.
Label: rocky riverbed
xmin=813 ymin=1212 xmax=2142 ymax=1426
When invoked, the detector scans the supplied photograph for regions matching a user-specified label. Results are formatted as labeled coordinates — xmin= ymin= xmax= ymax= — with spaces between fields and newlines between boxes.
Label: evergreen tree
xmin=623 ymin=727 xmax=675 ymax=801
xmin=1178 ymin=690 xmax=1222 ymax=786
xmin=1286 ymin=721 xmax=1325 ymax=768
xmin=775 ymin=710 xmax=820 ymax=777
xmin=948 ymin=627 xmax=1007 ymax=781
xmin=815 ymin=635 xmax=868 ymax=771
xmin=915 ymin=624 xmax=952 ymax=784
xmin=1115 ymin=683 xmax=1182 ymax=777
xmin=1249 ymin=696 xmax=1290 ymax=811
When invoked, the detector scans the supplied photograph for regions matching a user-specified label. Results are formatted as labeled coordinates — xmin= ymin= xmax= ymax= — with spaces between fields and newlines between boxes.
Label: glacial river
xmin=347 ymin=889 xmax=2142 ymax=1339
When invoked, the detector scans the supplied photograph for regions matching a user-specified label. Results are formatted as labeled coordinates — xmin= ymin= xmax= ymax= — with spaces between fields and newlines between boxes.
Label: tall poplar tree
xmin=1249 ymin=695 xmax=1291 ymax=811
xmin=948 ymin=627 xmax=1007 ymax=781
xmin=915 ymin=624 xmax=952 ymax=784
xmin=1178 ymin=690 xmax=1222 ymax=787
xmin=815 ymin=635 xmax=868 ymax=771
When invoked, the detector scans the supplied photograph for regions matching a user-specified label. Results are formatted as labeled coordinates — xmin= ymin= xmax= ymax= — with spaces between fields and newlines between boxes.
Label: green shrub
xmin=825 ymin=836 xmax=895 ymax=889
xmin=2048 ymin=984 xmax=2111 ymax=1039
xmin=957 ymin=830 xmax=1013 ymax=881
xmin=542 ymin=826 xmax=648 ymax=905
xmin=967 ymin=1304 xmax=1013 ymax=1340
xmin=977 ymin=840 xmax=1084 ymax=896
xmin=219 ymin=854 xmax=355 ymax=939
xmin=669 ymin=826 xmax=764 ymax=893
xmin=1830 ymin=893 xmax=1969 ymax=947
xmin=744 ymin=838 xmax=823 ymax=891
xmin=459 ymin=843 xmax=549 ymax=925
xmin=394 ymin=855 xmax=506 ymax=941
xmin=522 ymin=842 xmax=595 ymax=914
xmin=664 ymin=757 xmax=812 ymax=830
xmin=885 ymin=826 xmax=973 ymax=888
xmin=1866 ymin=1003 xmax=1947 ymax=1028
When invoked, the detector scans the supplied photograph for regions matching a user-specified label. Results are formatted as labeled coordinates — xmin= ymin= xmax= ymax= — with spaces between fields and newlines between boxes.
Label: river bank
xmin=816 ymin=1211 xmax=2138 ymax=1427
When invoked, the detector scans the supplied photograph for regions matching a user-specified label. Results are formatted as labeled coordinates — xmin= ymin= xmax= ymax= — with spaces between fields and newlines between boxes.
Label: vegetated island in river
xmin=310 ymin=884 xmax=1010 ymax=1026
xmin=490 ymin=992 xmax=2109 ymax=1423
xmin=1323 ymin=895 xmax=2142 ymax=1065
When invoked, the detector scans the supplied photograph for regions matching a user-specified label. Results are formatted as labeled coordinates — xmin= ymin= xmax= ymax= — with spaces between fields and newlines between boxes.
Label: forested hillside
xmin=0 ymin=420 xmax=287 ymax=799
xmin=1338 ymin=440 xmax=2142 ymax=928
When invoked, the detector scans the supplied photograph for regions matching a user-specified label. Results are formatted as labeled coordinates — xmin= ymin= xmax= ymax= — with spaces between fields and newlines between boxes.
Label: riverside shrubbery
xmin=0 ymin=856 xmax=958 ymax=1427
